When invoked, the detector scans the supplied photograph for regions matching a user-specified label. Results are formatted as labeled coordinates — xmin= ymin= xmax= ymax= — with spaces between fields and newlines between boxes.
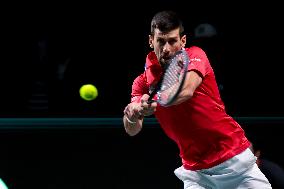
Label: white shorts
xmin=174 ymin=148 xmax=272 ymax=189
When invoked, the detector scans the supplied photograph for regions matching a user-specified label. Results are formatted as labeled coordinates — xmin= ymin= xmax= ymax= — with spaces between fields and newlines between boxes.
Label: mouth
xmin=163 ymin=57 xmax=171 ymax=61
xmin=160 ymin=56 xmax=171 ymax=63
xmin=160 ymin=57 xmax=172 ymax=69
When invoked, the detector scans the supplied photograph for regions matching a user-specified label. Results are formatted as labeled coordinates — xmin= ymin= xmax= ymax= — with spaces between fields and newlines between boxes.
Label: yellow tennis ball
xmin=79 ymin=84 xmax=98 ymax=101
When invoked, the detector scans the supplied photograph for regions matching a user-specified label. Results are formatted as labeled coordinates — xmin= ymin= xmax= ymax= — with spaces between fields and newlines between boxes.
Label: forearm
xmin=172 ymin=89 xmax=193 ymax=105
xmin=172 ymin=71 xmax=202 ymax=105
xmin=123 ymin=115 xmax=143 ymax=136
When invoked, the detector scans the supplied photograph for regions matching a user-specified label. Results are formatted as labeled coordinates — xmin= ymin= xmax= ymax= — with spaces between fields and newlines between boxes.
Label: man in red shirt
xmin=123 ymin=10 xmax=271 ymax=188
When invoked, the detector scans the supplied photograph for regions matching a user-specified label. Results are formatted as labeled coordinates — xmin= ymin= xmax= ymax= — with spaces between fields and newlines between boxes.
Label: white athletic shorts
xmin=174 ymin=148 xmax=272 ymax=189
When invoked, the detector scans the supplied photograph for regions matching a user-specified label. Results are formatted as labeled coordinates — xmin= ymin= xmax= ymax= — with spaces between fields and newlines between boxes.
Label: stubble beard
xmin=160 ymin=58 xmax=171 ymax=70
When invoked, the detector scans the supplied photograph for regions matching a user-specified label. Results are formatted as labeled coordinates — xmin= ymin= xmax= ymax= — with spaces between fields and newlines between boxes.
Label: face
xmin=149 ymin=28 xmax=186 ymax=67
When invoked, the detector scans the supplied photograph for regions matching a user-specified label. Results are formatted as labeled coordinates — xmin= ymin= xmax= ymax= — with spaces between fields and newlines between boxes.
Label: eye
xmin=168 ymin=39 xmax=178 ymax=45
xmin=157 ymin=38 xmax=165 ymax=45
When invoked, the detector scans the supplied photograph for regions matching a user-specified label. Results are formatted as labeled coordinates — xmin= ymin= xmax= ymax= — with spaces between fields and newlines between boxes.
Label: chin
xmin=160 ymin=59 xmax=170 ymax=69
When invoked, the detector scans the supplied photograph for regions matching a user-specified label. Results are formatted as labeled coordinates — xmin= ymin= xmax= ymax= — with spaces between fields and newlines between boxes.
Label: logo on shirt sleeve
xmin=190 ymin=57 xmax=201 ymax=62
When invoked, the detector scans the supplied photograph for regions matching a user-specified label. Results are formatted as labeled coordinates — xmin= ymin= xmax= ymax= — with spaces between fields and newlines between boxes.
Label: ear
xmin=181 ymin=35 xmax=186 ymax=48
xmin=149 ymin=35 xmax=154 ymax=48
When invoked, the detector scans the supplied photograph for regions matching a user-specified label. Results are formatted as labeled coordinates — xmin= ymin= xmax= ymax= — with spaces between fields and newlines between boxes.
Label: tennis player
xmin=123 ymin=10 xmax=271 ymax=188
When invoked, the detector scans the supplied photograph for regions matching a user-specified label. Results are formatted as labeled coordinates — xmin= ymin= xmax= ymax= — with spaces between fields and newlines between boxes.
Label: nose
xmin=163 ymin=42 xmax=171 ymax=53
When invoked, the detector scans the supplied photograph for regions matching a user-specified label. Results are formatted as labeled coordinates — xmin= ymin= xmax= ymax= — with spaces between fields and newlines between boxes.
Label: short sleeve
xmin=131 ymin=73 xmax=148 ymax=103
xmin=187 ymin=46 xmax=210 ymax=78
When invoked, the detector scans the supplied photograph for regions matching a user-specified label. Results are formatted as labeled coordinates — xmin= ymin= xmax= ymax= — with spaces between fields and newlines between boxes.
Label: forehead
xmin=153 ymin=28 xmax=180 ymax=39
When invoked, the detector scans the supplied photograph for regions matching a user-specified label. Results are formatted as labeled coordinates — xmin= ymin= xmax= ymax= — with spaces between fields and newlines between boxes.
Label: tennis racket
xmin=147 ymin=49 xmax=190 ymax=107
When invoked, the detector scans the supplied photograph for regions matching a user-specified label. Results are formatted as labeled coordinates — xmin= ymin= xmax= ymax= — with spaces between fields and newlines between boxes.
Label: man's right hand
xmin=140 ymin=94 xmax=157 ymax=116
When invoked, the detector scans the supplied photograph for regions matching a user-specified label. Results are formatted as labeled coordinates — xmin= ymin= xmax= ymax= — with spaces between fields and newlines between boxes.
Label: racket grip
xmin=147 ymin=91 xmax=156 ymax=104
xmin=147 ymin=99 xmax=156 ymax=104
xmin=147 ymin=80 xmax=160 ymax=104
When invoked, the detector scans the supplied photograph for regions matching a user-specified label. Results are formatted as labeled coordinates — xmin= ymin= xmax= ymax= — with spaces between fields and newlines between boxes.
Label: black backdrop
xmin=0 ymin=1 xmax=283 ymax=117
xmin=0 ymin=120 xmax=283 ymax=189
xmin=0 ymin=1 xmax=283 ymax=188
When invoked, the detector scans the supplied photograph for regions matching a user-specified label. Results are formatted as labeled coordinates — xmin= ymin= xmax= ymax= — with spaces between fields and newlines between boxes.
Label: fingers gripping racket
xmin=147 ymin=49 xmax=190 ymax=106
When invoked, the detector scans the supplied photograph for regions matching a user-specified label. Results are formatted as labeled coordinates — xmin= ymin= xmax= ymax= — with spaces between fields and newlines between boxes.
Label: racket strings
xmin=159 ymin=54 xmax=187 ymax=102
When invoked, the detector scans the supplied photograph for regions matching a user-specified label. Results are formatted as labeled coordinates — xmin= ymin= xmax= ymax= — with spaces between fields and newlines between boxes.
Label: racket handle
xmin=147 ymin=99 xmax=156 ymax=104
xmin=147 ymin=76 xmax=162 ymax=104
xmin=147 ymin=89 xmax=157 ymax=104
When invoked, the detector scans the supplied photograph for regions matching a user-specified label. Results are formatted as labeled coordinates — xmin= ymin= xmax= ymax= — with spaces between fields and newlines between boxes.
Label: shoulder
xmin=185 ymin=46 xmax=207 ymax=57
xmin=132 ymin=73 xmax=147 ymax=89
xmin=185 ymin=46 xmax=210 ymax=65
xmin=133 ymin=73 xmax=146 ymax=82
xmin=145 ymin=51 xmax=159 ymax=68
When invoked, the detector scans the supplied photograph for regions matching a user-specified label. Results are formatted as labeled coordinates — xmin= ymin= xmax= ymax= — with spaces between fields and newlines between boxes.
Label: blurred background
xmin=1 ymin=1 xmax=283 ymax=118
xmin=0 ymin=1 xmax=283 ymax=188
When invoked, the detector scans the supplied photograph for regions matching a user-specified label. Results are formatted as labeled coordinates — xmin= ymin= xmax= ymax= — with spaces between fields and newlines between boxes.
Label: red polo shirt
xmin=131 ymin=46 xmax=250 ymax=170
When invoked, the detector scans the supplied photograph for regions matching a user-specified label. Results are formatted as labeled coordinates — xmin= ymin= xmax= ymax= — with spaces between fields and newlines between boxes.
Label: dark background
xmin=0 ymin=1 xmax=283 ymax=188
xmin=0 ymin=1 xmax=283 ymax=117
xmin=0 ymin=121 xmax=283 ymax=189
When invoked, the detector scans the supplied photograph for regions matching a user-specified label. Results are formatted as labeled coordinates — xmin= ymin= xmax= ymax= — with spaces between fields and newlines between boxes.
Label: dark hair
xmin=151 ymin=10 xmax=184 ymax=36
